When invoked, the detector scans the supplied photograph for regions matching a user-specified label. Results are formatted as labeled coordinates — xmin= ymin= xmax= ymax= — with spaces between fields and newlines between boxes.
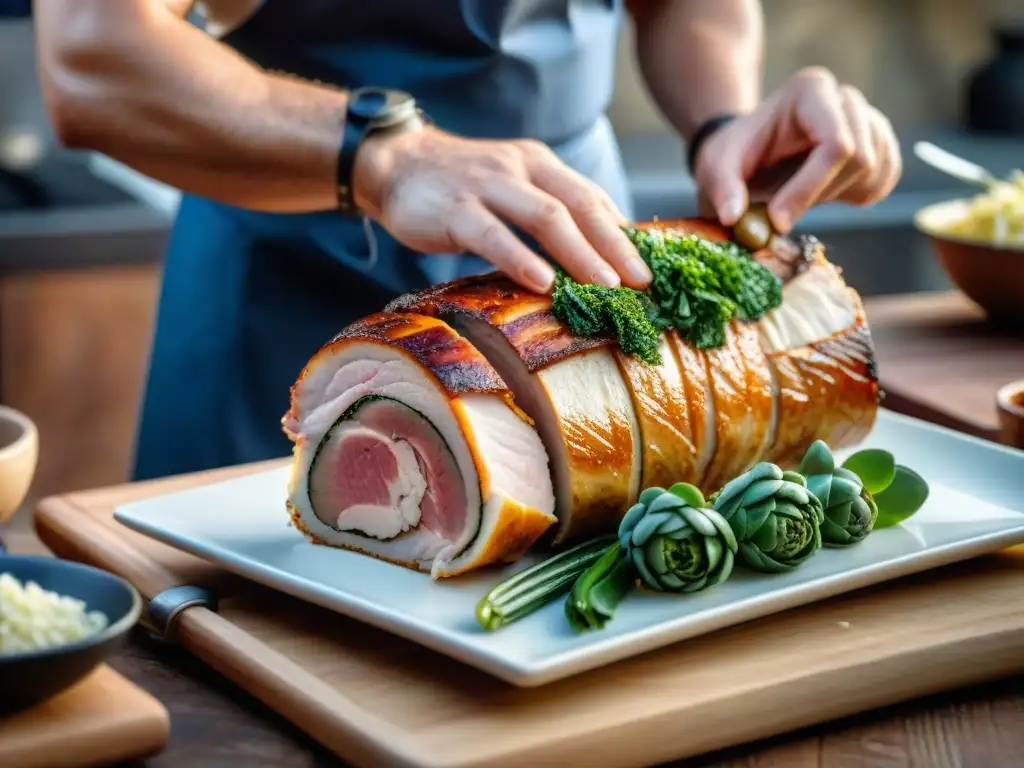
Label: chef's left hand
xmin=693 ymin=66 xmax=901 ymax=234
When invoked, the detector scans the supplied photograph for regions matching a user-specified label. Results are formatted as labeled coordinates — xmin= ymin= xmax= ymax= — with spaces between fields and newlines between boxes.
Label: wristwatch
xmin=336 ymin=86 xmax=425 ymax=215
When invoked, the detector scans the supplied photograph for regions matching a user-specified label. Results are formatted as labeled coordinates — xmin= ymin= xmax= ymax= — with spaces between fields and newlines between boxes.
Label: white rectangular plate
xmin=114 ymin=410 xmax=1024 ymax=687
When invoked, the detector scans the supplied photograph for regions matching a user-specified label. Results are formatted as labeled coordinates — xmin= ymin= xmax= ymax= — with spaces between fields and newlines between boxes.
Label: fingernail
xmin=525 ymin=261 xmax=556 ymax=293
xmin=593 ymin=267 xmax=621 ymax=288
xmin=626 ymin=257 xmax=653 ymax=286
xmin=721 ymin=196 xmax=746 ymax=225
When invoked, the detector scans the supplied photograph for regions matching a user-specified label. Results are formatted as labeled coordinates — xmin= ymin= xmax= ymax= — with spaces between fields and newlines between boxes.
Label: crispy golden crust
xmin=448 ymin=498 xmax=559 ymax=575
xmin=533 ymin=348 xmax=640 ymax=544
xmin=386 ymin=274 xmax=607 ymax=372
xmin=665 ymin=329 xmax=715 ymax=490
xmin=765 ymin=319 xmax=880 ymax=469
xmin=730 ymin=321 xmax=775 ymax=471
xmin=632 ymin=217 xmax=735 ymax=242
xmin=555 ymin=405 xmax=636 ymax=543
xmin=613 ymin=337 xmax=699 ymax=492
xmin=699 ymin=322 xmax=766 ymax=492
xmin=331 ymin=312 xmax=508 ymax=394
xmin=283 ymin=312 xmax=520 ymax=437
xmin=738 ymin=321 xmax=777 ymax=468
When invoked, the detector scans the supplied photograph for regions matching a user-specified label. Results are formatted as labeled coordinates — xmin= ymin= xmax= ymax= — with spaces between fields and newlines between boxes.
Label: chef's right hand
xmin=352 ymin=124 xmax=653 ymax=294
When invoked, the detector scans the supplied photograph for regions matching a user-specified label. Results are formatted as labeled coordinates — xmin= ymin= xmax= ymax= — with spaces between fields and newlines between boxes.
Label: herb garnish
xmin=550 ymin=273 xmax=663 ymax=364
xmin=473 ymin=442 xmax=930 ymax=634
xmin=550 ymin=227 xmax=784 ymax=362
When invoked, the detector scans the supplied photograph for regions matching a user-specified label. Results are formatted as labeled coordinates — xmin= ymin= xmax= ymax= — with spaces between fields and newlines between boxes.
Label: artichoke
xmin=710 ymin=463 xmax=824 ymax=574
xmin=618 ymin=483 xmax=738 ymax=593
xmin=797 ymin=440 xmax=878 ymax=546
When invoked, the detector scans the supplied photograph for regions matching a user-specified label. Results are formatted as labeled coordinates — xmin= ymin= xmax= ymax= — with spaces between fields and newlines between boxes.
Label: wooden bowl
xmin=0 ymin=555 xmax=143 ymax=715
xmin=0 ymin=405 xmax=38 ymax=525
xmin=997 ymin=379 xmax=1024 ymax=450
xmin=914 ymin=199 xmax=1024 ymax=324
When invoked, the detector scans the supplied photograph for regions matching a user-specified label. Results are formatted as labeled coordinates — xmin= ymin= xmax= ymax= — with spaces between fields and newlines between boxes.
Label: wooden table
xmin=8 ymin=290 xmax=1024 ymax=767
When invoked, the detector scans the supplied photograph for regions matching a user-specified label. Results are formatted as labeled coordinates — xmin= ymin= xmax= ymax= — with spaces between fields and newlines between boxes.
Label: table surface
xmin=6 ymin=289 xmax=1024 ymax=768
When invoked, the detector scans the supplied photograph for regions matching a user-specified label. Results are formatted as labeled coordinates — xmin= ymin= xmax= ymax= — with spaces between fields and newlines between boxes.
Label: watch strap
xmin=336 ymin=88 xmax=424 ymax=216
xmin=336 ymin=115 xmax=369 ymax=216
xmin=686 ymin=114 xmax=739 ymax=176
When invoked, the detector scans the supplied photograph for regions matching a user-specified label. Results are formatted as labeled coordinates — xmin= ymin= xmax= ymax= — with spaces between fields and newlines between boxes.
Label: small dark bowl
xmin=0 ymin=556 xmax=143 ymax=716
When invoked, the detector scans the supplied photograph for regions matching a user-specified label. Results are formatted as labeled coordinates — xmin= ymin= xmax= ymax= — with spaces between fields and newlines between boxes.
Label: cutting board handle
xmin=33 ymin=492 xmax=426 ymax=767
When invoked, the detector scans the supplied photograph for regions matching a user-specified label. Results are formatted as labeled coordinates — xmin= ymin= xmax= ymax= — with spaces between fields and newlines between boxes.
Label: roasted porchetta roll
xmin=282 ymin=313 xmax=557 ymax=578
xmin=389 ymin=218 xmax=879 ymax=546
xmin=757 ymin=250 xmax=879 ymax=467
xmin=387 ymin=280 xmax=643 ymax=544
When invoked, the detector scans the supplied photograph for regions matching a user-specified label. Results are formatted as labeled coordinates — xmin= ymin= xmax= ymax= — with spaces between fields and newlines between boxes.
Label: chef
xmin=34 ymin=0 xmax=901 ymax=480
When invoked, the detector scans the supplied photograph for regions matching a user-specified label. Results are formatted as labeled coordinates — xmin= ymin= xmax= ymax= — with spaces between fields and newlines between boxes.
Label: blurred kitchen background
xmin=1 ymin=0 xmax=1023 ymax=506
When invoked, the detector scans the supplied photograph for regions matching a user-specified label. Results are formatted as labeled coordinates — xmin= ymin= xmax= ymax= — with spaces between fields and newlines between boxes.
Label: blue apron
xmin=132 ymin=0 xmax=632 ymax=480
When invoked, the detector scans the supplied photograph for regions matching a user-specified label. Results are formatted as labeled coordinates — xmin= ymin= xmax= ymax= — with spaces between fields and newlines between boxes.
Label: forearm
xmin=630 ymin=0 xmax=765 ymax=141
xmin=35 ymin=0 xmax=347 ymax=212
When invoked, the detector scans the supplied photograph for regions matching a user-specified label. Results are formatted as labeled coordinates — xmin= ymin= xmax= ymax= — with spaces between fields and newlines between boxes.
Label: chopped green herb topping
xmin=550 ymin=227 xmax=783 ymax=361
xmin=551 ymin=272 xmax=662 ymax=364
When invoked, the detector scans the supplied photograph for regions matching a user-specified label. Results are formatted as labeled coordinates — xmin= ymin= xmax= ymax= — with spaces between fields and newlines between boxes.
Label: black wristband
xmin=336 ymin=87 xmax=422 ymax=216
xmin=336 ymin=117 xmax=367 ymax=216
xmin=686 ymin=114 xmax=739 ymax=176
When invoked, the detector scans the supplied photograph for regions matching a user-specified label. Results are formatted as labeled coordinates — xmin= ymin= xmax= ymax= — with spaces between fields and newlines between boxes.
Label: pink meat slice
xmin=309 ymin=398 xmax=468 ymax=542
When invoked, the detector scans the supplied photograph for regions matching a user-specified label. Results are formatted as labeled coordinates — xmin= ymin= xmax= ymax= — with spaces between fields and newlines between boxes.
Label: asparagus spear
xmin=475 ymin=536 xmax=616 ymax=631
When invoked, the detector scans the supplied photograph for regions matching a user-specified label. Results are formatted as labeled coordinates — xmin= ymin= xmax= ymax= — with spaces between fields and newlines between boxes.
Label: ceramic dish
xmin=0 ymin=556 xmax=143 ymax=714
xmin=0 ymin=405 xmax=38 ymax=526
xmin=914 ymin=198 xmax=1024 ymax=323
xmin=113 ymin=410 xmax=1024 ymax=687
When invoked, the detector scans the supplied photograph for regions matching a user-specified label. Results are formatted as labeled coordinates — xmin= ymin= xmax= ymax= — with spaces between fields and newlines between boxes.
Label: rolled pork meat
xmin=387 ymin=220 xmax=878 ymax=546
xmin=283 ymin=312 xmax=557 ymax=578
xmin=386 ymin=277 xmax=644 ymax=544
xmin=287 ymin=217 xmax=880 ymax=570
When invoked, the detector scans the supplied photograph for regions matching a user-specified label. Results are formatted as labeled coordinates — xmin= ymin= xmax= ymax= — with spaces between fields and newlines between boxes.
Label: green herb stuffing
xmin=550 ymin=227 xmax=784 ymax=359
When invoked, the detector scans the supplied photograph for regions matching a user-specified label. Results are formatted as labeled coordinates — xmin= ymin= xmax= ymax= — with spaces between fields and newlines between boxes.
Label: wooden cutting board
xmin=866 ymin=291 xmax=1024 ymax=441
xmin=0 ymin=665 xmax=170 ymax=768
xmin=32 ymin=456 xmax=1024 ymax=768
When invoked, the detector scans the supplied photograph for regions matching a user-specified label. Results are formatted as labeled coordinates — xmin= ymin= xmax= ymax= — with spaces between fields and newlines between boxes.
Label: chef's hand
xmin=693 ymin=67 xmax=902 ymax=234
xmin=352 ymin=125 xmax=652 ymax=295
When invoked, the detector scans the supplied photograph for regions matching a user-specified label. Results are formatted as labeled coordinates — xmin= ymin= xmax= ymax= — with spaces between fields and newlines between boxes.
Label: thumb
xmin=693 ymin=142 xmax=749 ymax=227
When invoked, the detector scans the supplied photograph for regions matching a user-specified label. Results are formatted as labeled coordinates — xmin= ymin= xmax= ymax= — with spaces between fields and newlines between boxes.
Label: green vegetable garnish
xmin=475 ymin=536 xmax=616 ymax=631
xmin=474 ymin=438 xmax=930 ymax=635
xmin=798 ymin=440 xmax=879 ymax=547
xmin=618 ymin=483 xmax=738 ymax=592
xmin=710 ymin=463 xmax=824 ymax=574
xmin=550 ymin=226 xmax=783 ymax=360
xmin=871 ymin=466 xmax=930 ymax=529
xmin=564 ymin=542 xmax=637 ymax=632
xmin=551 ymin=273 xmax=662 ymax=364
xmin=839 ymin=447 xmax=930 ymax=529
xmin=840 ymin=449 xmax=897 ymax=495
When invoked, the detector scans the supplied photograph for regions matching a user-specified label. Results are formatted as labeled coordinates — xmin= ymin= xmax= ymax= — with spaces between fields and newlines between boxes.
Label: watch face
xmin=349 ymin=87 xmax=416 ymax=127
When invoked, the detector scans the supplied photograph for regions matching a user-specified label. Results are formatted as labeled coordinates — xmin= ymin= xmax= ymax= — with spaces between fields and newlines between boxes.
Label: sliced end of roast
xmin=442 ymin=313 xmax=641 ymax=545
xmin=285 ymin=314 xmax=556 ymax=578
